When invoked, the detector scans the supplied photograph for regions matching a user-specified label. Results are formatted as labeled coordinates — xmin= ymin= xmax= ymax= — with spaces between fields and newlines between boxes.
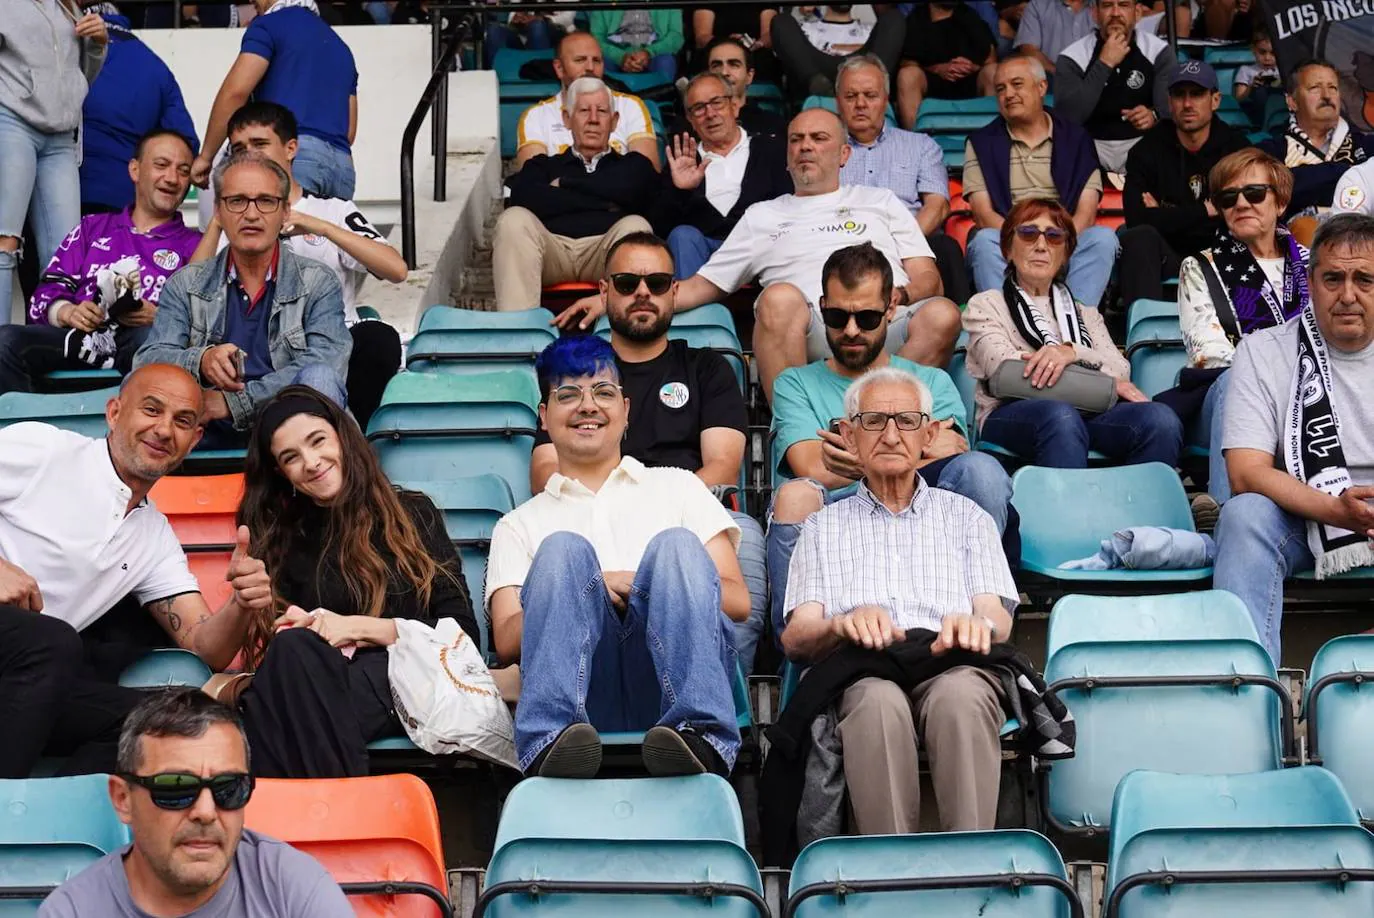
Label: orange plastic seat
xmin=185 ymin=552 xmax=232 ymax=611
xmin=945 ymin=190 xmax=976 ymax=252
xmin=150 ymin=474 xmax=243 ymax=547
xmin=245 ymin=775 xmax=450 ymax=918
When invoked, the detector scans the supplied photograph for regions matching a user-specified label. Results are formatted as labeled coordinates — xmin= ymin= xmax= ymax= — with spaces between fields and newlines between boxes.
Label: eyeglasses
xmin=851 ymin=410 xmax=930 ymax=431
xmin=1014 ymin=225 xmax=1068 ymax=246
xmin=1212 ymin=183 xmax=1273 ymax=210
xmin=686 ymin=95 xmax=732 ymax=118
xmin=119 ymin=772 xmax=255 ymax=811
xmin=551 ymin=381 xmax=623 ymax=407
xmin=221 ymin=194 xmax=283 ymax=215
xmin=609 ymin=272 xmax=674 ymax=296
xmin=820 ymin=307 xmax=886 ymax=331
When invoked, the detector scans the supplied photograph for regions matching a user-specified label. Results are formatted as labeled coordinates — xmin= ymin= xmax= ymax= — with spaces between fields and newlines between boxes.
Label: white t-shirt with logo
xmin=698 ymin=184 xmax=934 ymax=306
xmin=801 ymin=18 xmax=872 ymax=53
xmin=1333 ymin=159 xmax=1374 ymax=216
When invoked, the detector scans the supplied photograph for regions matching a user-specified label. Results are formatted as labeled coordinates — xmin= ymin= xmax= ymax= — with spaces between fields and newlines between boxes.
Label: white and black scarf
xmin=1004 ymin=276 xmax=1091 ymax=350
xmin=1285 ymin=307 xmax=1374 ymax=577
xmin=262 ymin=0 xmax=321 ymax=15
xmin=1281 ymin=114 xmax=1365 ymax=168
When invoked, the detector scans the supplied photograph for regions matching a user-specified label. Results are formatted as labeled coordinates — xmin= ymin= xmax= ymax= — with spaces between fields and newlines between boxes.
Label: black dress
xmin=240 ymin=491 xmax=477 ymax=778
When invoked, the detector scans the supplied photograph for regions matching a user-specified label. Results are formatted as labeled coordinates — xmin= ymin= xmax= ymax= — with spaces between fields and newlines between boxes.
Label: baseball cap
xmin=1169 ymin=59 xmax=1219 ymax=92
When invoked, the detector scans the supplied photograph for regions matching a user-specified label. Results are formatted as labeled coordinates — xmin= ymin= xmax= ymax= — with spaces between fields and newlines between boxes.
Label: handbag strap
xmin=1199 ymin=254 xmax=1243 ymax=346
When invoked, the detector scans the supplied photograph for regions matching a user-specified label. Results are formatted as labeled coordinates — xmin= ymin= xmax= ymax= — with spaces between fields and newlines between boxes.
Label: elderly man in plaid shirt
xmin=780 ymin=364 xmax=1018 ymax=835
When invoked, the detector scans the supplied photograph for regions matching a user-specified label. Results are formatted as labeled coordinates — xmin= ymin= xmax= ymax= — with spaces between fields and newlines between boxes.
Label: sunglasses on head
xmin=119 ymin=772 xmax=255 ymax=811
xmin=608 ymin=272 xmax=673 ymax=296
xmin=820 ymin=307 xmax=886 ymax=331
xmin=1014 ymin=225 xmax=1068 ymax=246
xmin=1212 ymin=183 xmax=1273 ymax=210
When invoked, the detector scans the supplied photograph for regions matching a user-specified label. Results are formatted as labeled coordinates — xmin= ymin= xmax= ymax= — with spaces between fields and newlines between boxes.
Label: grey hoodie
xmin=0 ymin=0 xmax=107 ymax=134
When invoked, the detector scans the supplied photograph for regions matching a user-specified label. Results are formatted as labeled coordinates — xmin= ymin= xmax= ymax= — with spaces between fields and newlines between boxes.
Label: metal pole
xmin=1164 ymin=0 xmax=1178 ymax=56
xmin=172 ymin=0 xmax=181 ymax=29
xmin=430 ymin=8 xmax=443 ymax=157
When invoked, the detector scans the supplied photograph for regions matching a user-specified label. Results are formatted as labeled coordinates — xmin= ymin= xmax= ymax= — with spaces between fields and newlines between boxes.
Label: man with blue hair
xmin=486 ymin=335 xmax=746 ymax=778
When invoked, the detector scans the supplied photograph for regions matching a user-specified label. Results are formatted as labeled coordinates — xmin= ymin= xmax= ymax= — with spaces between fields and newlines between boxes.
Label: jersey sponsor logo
xmin=90 ymin=236 xmax=112 ymax=252
xmin=659 ymin=381 xmax=690 ymax=409
xmin=152 ymin=248 xmax=181 ymax=271
xmin=1126 ymin=70 xmax=1146 ymax=90
xmin=302 ymin=233 xmax=327 ymax=246
xmin=1340 ymin=184 xmax=1366 ymax=211
xmin=812 ymin=219 xmax=869 ymax=235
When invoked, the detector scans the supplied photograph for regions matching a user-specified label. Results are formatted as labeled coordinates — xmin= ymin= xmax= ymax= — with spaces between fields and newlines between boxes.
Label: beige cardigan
xmin=963 ymin=288 xmax=1130 ymax=431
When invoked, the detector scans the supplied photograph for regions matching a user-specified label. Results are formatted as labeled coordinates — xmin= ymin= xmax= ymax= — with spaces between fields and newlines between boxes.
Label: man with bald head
xmin=0 ymin=363 xmax=274 ymax=777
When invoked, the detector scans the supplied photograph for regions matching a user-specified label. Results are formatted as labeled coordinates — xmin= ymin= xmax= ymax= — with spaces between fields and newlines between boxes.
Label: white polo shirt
xmin=698 ymin=184 xmax=934 ymax=306
xmin=1333 ymin=159 xmax=1374 ymax=216
xmin=702 ymin=129 xmax=752 ymax=217
xmin=484 ymin=457 xmax=739 ymax=610
xmin=0 ymin=423 xmax=198 ymax=632
xmin=515 ymin=90 xmax=656 ymax=158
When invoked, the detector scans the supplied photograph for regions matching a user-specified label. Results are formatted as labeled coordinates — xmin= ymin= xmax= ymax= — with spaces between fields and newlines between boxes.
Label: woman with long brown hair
xmin=236 ymin=385 xmax=477 ymax=778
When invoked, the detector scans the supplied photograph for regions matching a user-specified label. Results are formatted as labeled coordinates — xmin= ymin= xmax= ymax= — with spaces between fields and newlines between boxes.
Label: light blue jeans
xmin=0 ymin=105 xmax=82 ymax=325
xmin=966 ymin=225 xmax=1120 ymax=308
xmin=730 ymin=509 xmax=768 ymax=676
xmin=1198 ymin=369 xmax=1232 ymax=503
xmin=1213 ymin=492 xmax=1313 ymax=665
xmin=292 ymin=134 xmax=356 ymax=201
xmin=514 ymin=529 xmax=741 ymax=772
xmin=667 ymin=225 xmax=725 ymax=279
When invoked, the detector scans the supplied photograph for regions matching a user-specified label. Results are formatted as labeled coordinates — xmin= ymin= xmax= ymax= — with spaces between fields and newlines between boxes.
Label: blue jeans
xmin=0 ymin=105 xmax=82 ymax=325
xmin=667 ymin=225 xmax=724 ymax=280
xmin=966 ymin=225 xmax=1119 ymax=308
xmin=730 ymin=510 xmax=768 ymax=676
xmin=766 ymin=451 xmax=1014 ymax=641
xmin=1213 ymin=492 xmax=1313 ymax=664
xmin=980 ymin=398 xmax=1184 ymax=469
xmin=484 ymin=17 xmax=555 ymax=66
xmin=292 ymin=135 xmax=356 ymax=201
xmin=606 ymin=53 xmax=677 ymax=82
xmin=1198 ymin=369 xmax=1232 ymax=503
xmin=514 ymin=529 xmax=741 ymax=772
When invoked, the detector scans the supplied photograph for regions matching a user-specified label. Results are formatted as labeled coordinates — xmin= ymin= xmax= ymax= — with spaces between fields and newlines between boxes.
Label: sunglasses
xmin=851 ymin=410 xmax=931 ymax=431
xmin=820 ymin=307 xmax=886 ymax=331
xmin=1212 ymin=183 xmax=1273 ymax=210
xmin=1014 ymin=225 xmax=1068 ymax=246
xmin=119 ymin=772 xmax=255 ymax=811
xmin=609 ymin=272 xmax=673 ymax=296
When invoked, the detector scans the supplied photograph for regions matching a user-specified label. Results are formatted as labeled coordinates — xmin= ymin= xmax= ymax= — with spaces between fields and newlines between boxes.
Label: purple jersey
xmin=29 ymin=209 xmax=202 ymax=324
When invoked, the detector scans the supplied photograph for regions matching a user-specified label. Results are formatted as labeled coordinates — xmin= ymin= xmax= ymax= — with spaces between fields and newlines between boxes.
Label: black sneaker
xmin=1191 ymin=493 xmax=1221 ymax=534
xmin=643 ymin=726 xmax=728 ymax=778
xmin=525 ymin=723 xmax=602 ymax=778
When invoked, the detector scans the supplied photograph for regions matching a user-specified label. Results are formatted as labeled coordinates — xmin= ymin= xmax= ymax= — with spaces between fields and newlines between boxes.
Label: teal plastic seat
xmin=786 ymin=830 xmax=1080 ymax=917
xmin=1043 ymin=594 xmax=1287 ymax=836
xmin=1125 ymin=298 xmax=1178 ymax=338
xmin=40 ymin=368 xmax=121 ymax=393
xmin=481 ymin=776 xmax=764 ymax=917
xmin=803 ymin=95 xmax=897 ymax=126
xmin=1204 ymin=46 xmax=1257 ymax=65
xmin=0 ymin=775 xmax=129 ymax=913
xmin=1307 ymin=635 xmax=1374 ymax=821
xmin=1011 ymin=463 xmax=1212 ymax=582
xmin=595 ymin=302 xmax=737 ymax=338
xmin=0 ymin=387 xmax=119 ymax=439
xmin=493 ymin=47 xmax=556 ymax=86
xmin=595 ymin=323 xmax=746 ymax=393
xmin=599 ymin=661 xmax=755 ymax=754
xmin=408 ymin=310 xmax=555 ymax=376
xmin=418 ymin=305 xmax=556 ymax=334
xmin=1125 ymin=309 xmax=1186 ymax=397
xmin=945 ymin=349 xmax=978 ymax=444
xmin=1105 ymin=768 xmax=1374 ymax=918
xmin=118 ymin=649 xmax=213 ymax=689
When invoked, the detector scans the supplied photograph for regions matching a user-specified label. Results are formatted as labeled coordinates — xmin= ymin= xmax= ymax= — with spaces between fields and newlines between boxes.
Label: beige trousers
xmin=835 ymin=667 xmax=1004 ymax=834
xmin=490 ymin=207 xmax=652 ymax=310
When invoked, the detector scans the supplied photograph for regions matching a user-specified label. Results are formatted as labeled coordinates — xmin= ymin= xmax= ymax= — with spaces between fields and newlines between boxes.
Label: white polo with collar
xmin=0 ymin=423 xmax=199 ymax=632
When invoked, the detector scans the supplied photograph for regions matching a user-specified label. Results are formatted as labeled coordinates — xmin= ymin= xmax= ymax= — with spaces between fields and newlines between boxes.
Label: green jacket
xmin=587 ymin=8 xmax=684 ymax=64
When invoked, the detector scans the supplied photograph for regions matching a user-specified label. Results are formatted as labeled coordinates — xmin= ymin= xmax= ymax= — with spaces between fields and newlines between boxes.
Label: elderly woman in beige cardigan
xmin=963 ymin=198 xmax=1183 ymax=468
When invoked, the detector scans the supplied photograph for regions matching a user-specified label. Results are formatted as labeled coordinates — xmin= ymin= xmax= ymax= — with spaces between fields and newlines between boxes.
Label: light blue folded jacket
xmin=1059 ymin=526 xmax=1216 ymax=571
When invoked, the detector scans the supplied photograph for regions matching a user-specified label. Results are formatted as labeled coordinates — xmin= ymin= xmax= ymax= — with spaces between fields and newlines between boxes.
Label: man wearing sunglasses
xmin=135 ymin=150 xmax=351 ymax=450
xmin=40 ymin=689 xmax=352 ymax=917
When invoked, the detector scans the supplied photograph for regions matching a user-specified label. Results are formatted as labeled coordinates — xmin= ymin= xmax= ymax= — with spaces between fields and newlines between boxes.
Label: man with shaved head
xmin=0 ymin=363 xmax=273 ymax=777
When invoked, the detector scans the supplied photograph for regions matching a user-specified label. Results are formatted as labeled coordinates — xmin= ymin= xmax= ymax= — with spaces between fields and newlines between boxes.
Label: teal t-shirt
xmin=770 ymin=356 xmax=966 ymax=480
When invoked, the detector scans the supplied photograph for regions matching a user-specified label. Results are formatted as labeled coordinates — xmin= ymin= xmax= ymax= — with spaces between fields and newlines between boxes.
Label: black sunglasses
xmin=820 ymin=307 xmax=886 ymax=331
xmin=609 ymin=272 xmax=674 ymax=296
xmin=119 ymin=772 xmax=255 ymax=811
xmin=1212 ymin=183 xmax=1273 ymax=210
xmin=1014 ymin=225 xmax=1068 ymax=246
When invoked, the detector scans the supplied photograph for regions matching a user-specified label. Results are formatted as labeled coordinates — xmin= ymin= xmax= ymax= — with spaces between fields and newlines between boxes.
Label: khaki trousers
xmin=835 ymin=667 xmax=1003 ymax=834
xmin=491 ymin=207 xmax=652 ymax=311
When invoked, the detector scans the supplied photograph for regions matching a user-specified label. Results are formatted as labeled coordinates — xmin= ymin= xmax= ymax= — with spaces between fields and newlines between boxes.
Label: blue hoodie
xmin=80 ymin=16 xmax=199 ymax=210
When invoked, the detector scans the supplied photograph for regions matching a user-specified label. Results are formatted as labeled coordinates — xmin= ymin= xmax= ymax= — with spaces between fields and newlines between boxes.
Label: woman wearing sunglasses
xmin=1174 ymin=148 xmax=1306 ymax=504
xmin=964 ymin=198 xmax=1183 ymax=468
xmin=232 ymin=386 xmax=479 ymax=778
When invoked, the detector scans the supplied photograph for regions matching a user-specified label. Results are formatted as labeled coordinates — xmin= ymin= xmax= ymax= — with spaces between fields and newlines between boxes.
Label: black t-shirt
xmin=535 ymin=340 xmax=747 ymax=472
xmin=901 ymin=2 xmax=995 ymax=67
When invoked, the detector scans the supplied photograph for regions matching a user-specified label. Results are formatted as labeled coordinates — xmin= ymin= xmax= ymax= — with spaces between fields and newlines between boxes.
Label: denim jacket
xmin=134 ymin=245 xmax=351 ymax=430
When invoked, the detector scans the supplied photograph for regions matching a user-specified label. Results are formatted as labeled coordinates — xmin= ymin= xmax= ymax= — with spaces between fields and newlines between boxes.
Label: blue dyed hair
xmin=535 ymin=335 xmax=620 ymax=401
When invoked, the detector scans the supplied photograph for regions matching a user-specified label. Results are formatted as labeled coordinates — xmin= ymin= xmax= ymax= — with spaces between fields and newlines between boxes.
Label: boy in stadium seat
xmin=195 ymin=101 xmax=406 ymax=429
xmin=0 ymin=130 xmax=201 ymax=395
xmin=135 ymin=151 xmax=351 ymax=450
xmin=38 ymin=690 xmax=353 ymax=917
xmin=488 ymin=335 xmax=745 ymax=778
xmin=0 ymin=365 xmax=273 ymax=778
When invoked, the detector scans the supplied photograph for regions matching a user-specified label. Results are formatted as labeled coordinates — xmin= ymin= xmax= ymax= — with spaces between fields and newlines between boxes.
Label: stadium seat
xmin=149 ymin=473 xmax=242 ymax=611
xmin=786 ymin=830 xmax=1081 ymax=917
xmin=599 ymin=661 xmax=755 ymax=757
xmin=481 ymin=775 xmax=765 ymax=917
xmin=1204 ymin=46 xmax=1257 ymax=65
xmin=1042 ymin=592 xmax=1290 ymax=836
xmin=946 ymin=348 xmax=978 ymax=441
xmin=367 ymin=371 xmax=540 ymax=502
xmin=417 ymin=305 xmax=556 ymax=335
xmin=803 ymin=94 xmax=898 ymax=126
xmin=0 ymin=386 xmax=118 ymax=440
xmin=408 ymin=307 xmax=557 ymax=376
xmin=40 ymin=368 xmax=122 ymax=394
xmin=594 ymin=322 xmax=747 ymax=394
xmin=1104 ymin=768 xmax=1374 ymax=917
xmin=244 ymin=775 xmax=452 ymax=918
xmin=594 ymin=301 xmax=738 ymax=339
xmin=1306 ymin=635 xmax=1374 ymax=822
xmin=541 ymin=281 xmax=599 ymax=314
xmin=118 ymin=648 xmax=213 ymax=689
xmin=1011 ymin=463 xmax=1213 ymax=582
xmin=1124 ymin=298 xmax=1178 ymax=339
xmin=1124 ymin=299 xmax=1187 ymax=397
xmin=0 ymin=774 xmax=128 ymax=912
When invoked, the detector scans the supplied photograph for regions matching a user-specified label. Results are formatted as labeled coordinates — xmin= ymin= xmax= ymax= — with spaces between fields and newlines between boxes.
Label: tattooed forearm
xmin=146 ymin=597 xmax=181 ymax=634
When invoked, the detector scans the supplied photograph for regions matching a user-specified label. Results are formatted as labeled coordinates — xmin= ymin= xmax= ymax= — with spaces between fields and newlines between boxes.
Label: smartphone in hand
xmin=232 ymin=347 xmax=246 ymax=381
